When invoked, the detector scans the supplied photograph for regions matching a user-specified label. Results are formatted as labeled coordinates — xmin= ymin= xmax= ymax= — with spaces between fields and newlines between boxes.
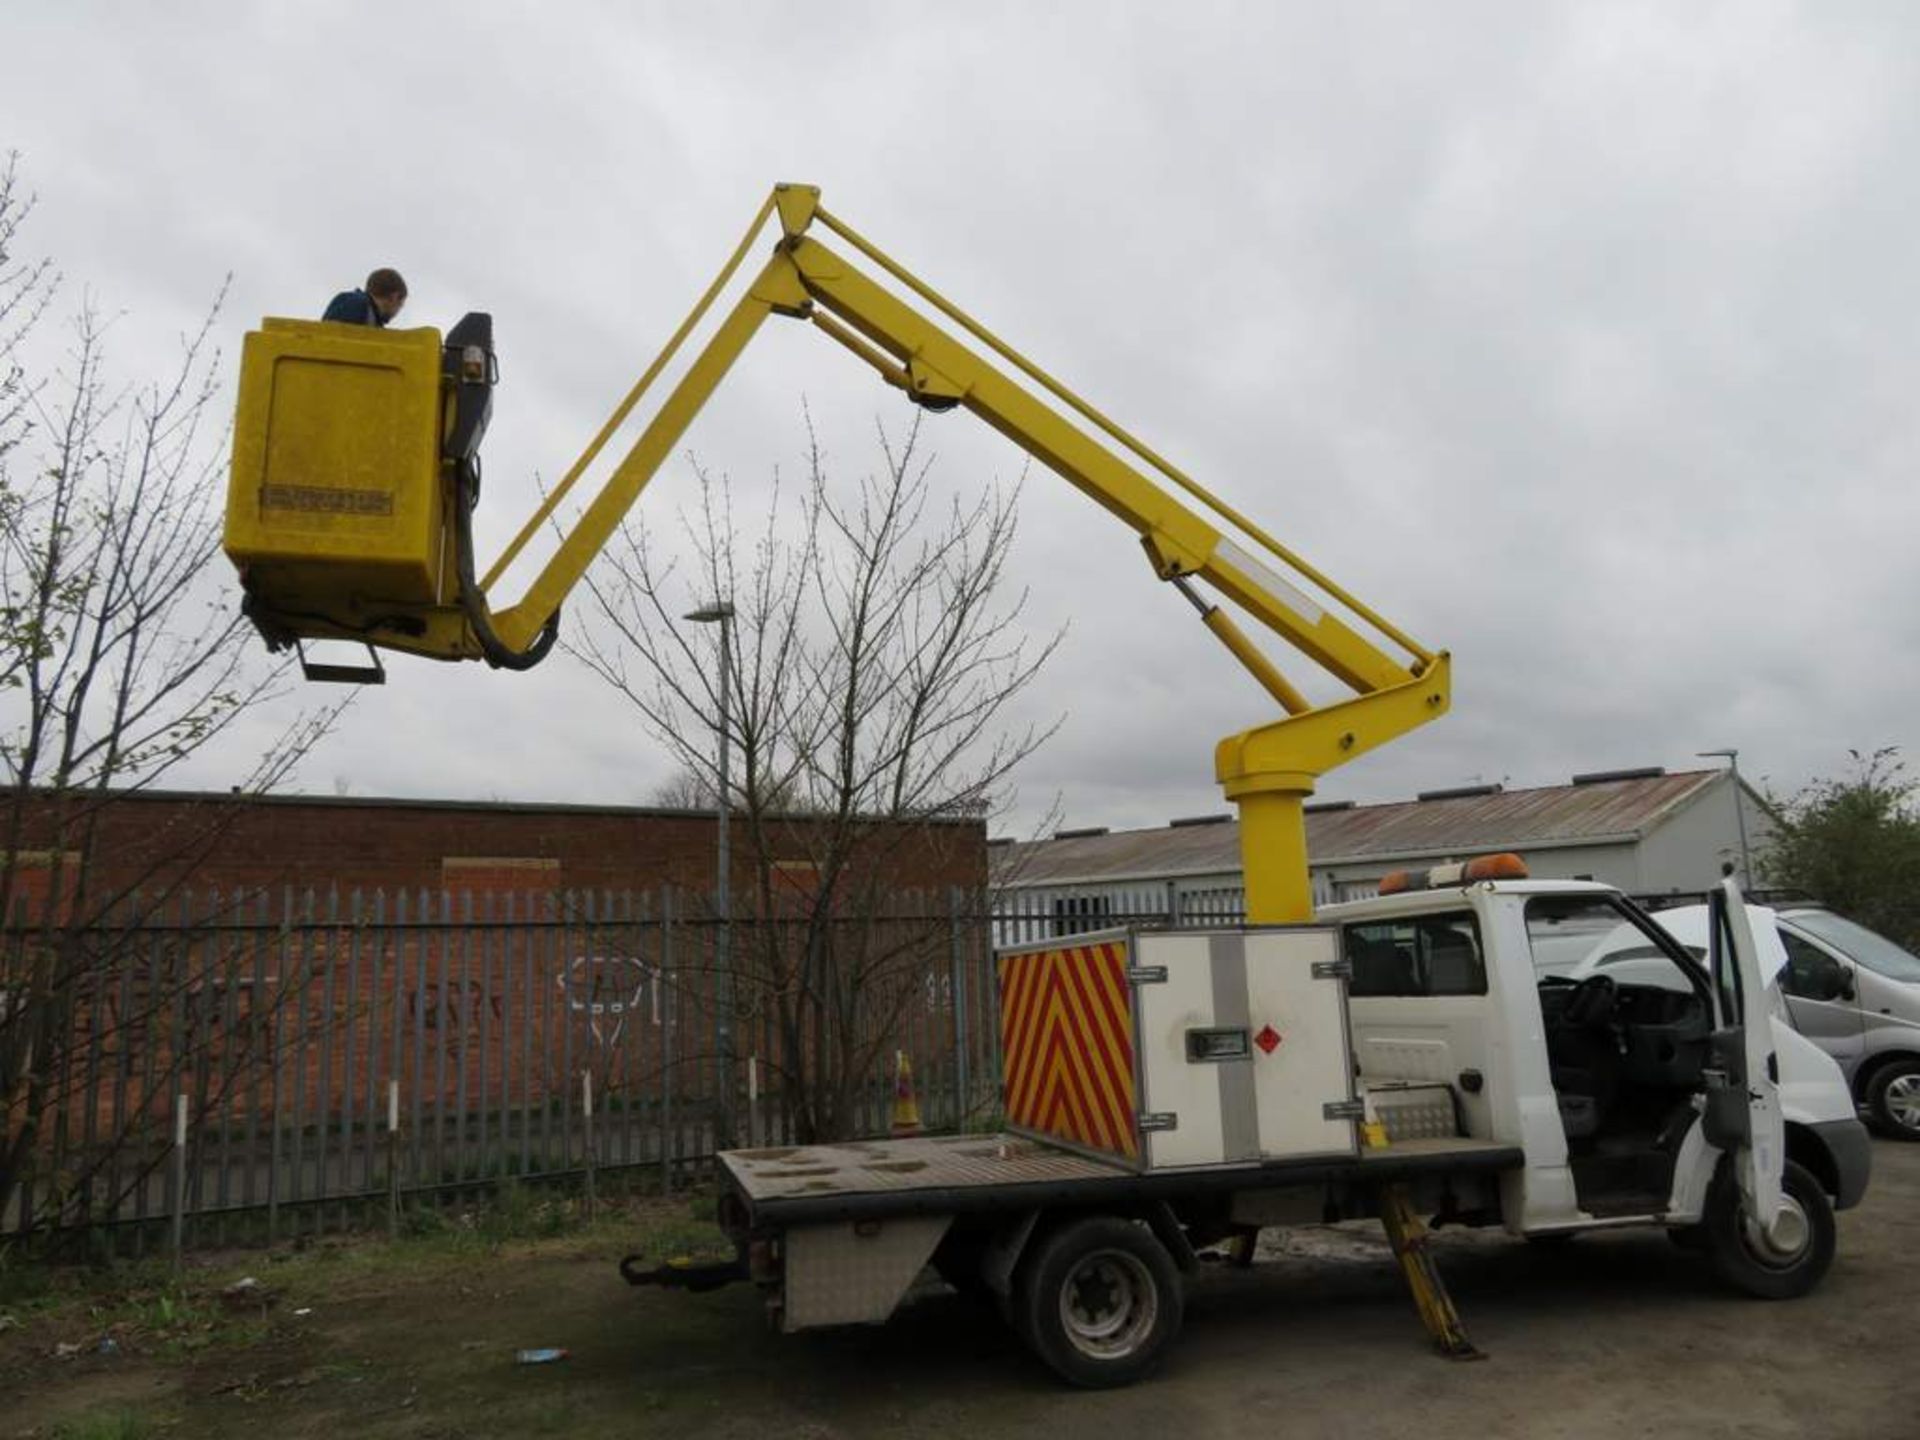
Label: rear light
xmin=460 ymin=344 xmax=487 ymax=382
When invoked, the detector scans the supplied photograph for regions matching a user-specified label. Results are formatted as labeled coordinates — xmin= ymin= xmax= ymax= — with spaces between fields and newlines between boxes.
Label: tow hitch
xmin=619 ymin=1254 xmax=748 ymax=1292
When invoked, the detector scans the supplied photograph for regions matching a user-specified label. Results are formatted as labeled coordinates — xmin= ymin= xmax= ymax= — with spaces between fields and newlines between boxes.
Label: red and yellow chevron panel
xmin=998 ymin=941 xmax=1138 ymax=1162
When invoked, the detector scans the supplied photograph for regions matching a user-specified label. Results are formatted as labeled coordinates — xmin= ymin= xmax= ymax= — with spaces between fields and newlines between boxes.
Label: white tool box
xmin=996 ymin=926 xmax=1358 ymax=1171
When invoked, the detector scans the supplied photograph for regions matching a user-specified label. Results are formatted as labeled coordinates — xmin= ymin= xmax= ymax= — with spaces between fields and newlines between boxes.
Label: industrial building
xmin=991 ymin=766 xmax=1770 ymax=940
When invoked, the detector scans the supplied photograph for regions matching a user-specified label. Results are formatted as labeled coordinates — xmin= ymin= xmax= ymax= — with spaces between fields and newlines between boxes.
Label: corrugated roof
xmin=994 ymin=769 xmax=1723 ymax=887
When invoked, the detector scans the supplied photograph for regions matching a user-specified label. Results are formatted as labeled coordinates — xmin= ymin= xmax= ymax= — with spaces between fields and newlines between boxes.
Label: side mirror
xmin=1809 ymin=955 xmax=1853 ymax=1003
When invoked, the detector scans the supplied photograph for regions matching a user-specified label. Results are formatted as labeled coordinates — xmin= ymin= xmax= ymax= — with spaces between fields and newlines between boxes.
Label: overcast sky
xmin=6 ymin=1 xmax=1917 ymax=837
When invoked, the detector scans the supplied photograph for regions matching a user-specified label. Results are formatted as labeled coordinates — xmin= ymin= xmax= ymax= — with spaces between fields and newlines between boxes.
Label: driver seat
xmin=1549 ymin=982 xmax=1623 ymax=1140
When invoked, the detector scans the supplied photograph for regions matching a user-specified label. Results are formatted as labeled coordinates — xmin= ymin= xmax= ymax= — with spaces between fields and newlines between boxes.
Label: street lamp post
xmin=686 ymin=601 xmax=735 ymax=1147
xmin=1698 ymin=747 xmax=1753 ymax=890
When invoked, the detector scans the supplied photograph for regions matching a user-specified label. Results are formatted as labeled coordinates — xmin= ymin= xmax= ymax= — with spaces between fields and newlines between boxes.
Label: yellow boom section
xmin=222 ymin=183 xmax=1449 ymax=921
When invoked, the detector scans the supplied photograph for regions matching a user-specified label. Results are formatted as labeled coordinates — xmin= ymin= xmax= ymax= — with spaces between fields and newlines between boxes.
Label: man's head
xmin=365 ymin=267 xmax=408 ymax=323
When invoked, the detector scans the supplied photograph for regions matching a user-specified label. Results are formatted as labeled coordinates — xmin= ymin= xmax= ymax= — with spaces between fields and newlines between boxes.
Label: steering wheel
xmin=1562 ymin=973 xmax=1618 ymax=1027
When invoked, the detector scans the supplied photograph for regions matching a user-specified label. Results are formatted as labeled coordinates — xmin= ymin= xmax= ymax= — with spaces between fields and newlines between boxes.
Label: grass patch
xmin=50 ymin=1411 xmax=154 ymax=1440
xmin=0 ymin=1181 xmax=727 ymax=1369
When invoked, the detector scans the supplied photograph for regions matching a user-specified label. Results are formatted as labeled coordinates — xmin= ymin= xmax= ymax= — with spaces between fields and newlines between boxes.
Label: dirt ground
xmin=5 ymin=1141 xmax=1916 ymax=1440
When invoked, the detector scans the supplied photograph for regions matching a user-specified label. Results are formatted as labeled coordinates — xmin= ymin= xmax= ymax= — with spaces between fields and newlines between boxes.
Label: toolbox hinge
xmin=1127 ymin=966 xmax=1169 ymax=985
xmin=1137 ymin=1112 xmax=1179 ymax=1133
xmin=1323 ymin=1099 xmax=1367 ymax=1122
xmin=1312 ymin=958 xmax=1352 ymax=981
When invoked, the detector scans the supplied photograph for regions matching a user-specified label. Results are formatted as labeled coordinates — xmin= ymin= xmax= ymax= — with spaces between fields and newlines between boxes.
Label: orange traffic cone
xmin=889 ymin=1049 xmax=923 ymax=1138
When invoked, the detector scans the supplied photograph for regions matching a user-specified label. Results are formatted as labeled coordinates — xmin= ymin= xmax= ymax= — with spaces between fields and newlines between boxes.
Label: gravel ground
xmin=7 ymin=1140 xmax=1914 ymax=1438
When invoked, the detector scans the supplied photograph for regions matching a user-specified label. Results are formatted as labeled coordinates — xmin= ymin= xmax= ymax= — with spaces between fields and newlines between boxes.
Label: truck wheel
xmin=1865 ymin=1060 xmax=1920 ymax=1141
xmin=1705 ymin=1159 xmax=1835 ymax=1300
xmin=1015 ymin=1216 xmax=1183 ymax=1388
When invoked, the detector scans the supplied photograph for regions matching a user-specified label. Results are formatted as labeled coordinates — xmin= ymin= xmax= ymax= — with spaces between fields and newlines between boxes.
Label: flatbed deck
xmin=721 ymin=1132 xmax=1522 ymax=1227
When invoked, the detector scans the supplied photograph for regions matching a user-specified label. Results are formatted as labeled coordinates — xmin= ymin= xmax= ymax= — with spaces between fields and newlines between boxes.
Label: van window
xmin=1779 ymin=931 xmax=1843 ymax=999
xmin=1343 ymin=912 xmax=1486 ymax=997
xmin=1787 ymin=911 xmax=1920 ymax=983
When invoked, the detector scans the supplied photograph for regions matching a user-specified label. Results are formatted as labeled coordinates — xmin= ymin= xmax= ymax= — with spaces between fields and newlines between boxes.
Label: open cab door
xmin=1702 ymin=877 xmax=1793 ymax=1252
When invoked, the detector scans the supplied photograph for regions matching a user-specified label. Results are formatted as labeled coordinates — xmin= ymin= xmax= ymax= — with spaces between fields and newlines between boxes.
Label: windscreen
xmin=1525 ymin=895 xmax=1634 ymax=979
xmin=1789 ymin=911 xmax=1920 ymax=983
xmin=1526 ymin=893 xmax=1699 ymax=993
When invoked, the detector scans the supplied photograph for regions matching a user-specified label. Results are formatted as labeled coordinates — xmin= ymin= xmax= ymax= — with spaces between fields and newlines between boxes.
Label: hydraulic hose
xmin=453 ymin=459 xmax=560 ymax=670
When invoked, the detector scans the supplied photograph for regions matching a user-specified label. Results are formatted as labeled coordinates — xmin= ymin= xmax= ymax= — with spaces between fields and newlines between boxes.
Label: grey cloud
xmin=6 ymin=1 xmax=1915 ymax=835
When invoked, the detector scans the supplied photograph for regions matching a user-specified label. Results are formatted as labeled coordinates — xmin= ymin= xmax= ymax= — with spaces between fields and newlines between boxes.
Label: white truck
xmin=214 ymin=188 xmax=1867 ymax=1382
xmin=629 ymin=865 xmax=1871 ymax=1387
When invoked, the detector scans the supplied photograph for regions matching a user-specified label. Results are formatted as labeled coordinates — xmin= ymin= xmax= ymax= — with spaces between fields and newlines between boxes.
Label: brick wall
xmin=2 ymin=789 xmax=987 ymax=908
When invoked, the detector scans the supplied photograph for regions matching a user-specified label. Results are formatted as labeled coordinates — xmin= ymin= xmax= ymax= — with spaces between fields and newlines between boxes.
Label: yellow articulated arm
xmin=223 ymin=183 xmax=1448 ymax=921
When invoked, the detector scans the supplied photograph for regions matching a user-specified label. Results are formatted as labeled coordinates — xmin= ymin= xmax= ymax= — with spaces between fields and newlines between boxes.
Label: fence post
xmin=386 ymin=1079 xmax=400 ymax=1240
xmin=660 ymin=887 xmax=675 ymax=1196
xmin=949 ymin=888 xmax=970 ymax=1131
xmin=582 ymin=1069 xmax=597 ymax=1221
xmin=267 ymin=891 xmax=289 ymax=1246
xmin=747 ymin=1056 xmax=760 ymax=1148
xmin=169 ymin=1093 xmax=187 ymax=1270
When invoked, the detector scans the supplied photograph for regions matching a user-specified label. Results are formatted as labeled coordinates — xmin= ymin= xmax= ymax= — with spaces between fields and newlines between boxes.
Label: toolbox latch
xmin=1323 ymin=1099 xmax=1367 ymax=1122
xmin=1126 ymin=966 xmax=1169 ymax=985
xmin=1137 ymin=1112 xmax=1179 ymax=1133
xmin=1312 ymin=959 xmax=1352 ymax=981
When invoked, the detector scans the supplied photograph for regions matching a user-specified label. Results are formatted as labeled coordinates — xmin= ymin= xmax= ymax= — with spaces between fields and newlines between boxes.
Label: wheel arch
xmin=1783 ymin=1120 xmax=1838 ymax=1200
xmin=992 ymin=1200 xmax=1196 ymax=1299
xmin=1849 ymin=1047 xmax=1920 ymax=1101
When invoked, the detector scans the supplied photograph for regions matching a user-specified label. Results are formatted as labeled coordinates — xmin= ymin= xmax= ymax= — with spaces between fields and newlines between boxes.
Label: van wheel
xmin=1705 ymin=1159 xmax=1835 ymax=1300
xmin=1015 ymin=1217 xmax=1183 ymax=1388
xmin=1865 ymin=1060 xmax=1920 ymax=1140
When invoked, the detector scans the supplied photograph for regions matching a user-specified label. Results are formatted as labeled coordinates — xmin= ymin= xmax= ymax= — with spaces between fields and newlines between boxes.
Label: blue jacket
xmin=323 ymin=289 xmax=383 ymax=326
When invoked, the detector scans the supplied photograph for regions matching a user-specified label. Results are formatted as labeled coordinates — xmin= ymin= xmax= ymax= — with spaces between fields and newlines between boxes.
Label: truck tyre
xmin=1864 ymin=1059 xmax=1920 ymax=1141
xmin=1705 ymin=1159 xmax=1835 ymax=1300
xmin=1015 ymin=1216 xmax=1183 ymax=1388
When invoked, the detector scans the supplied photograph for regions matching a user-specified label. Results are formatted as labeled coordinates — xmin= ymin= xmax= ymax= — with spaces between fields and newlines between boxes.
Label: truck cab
xmin=1322 ymin=871 xmax=1870 ymax=1255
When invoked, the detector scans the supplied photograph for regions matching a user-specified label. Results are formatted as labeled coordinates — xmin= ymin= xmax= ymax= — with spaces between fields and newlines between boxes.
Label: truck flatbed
xmin=721 ymin=1131 xmax=1523 ymax=1227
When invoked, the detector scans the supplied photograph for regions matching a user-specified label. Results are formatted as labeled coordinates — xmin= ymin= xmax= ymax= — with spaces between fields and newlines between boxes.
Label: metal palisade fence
xmin=991 ymin=880 xmax=1248 ymax=948
xmin=0 ymin=885 xmax=1006 ymax=1258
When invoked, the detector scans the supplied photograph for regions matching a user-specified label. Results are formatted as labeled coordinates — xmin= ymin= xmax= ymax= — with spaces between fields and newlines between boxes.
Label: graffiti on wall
xmin=558 ymin=955 xmax=659 ymax=1047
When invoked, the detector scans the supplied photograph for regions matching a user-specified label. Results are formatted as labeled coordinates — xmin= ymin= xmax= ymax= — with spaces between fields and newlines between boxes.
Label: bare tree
xmin=572 ymin=411 xmax=1060 ymax=1141
xmin=0 ymin=156 xmax=342 ymax=1238
xmin=646 ymin=767 xmax=716 ymax=810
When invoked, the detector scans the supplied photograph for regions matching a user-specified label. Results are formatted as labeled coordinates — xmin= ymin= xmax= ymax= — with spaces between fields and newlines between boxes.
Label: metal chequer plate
xmin=782 ymin=1216 xmax=952 ymax=1331
xmin=723 ymin=1133 xmax=1128 ymax=1205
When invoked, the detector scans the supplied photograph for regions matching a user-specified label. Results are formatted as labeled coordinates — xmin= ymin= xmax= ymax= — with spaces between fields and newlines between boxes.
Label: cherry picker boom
xmin=223 ymin=182 xmax=1450 ymax=928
